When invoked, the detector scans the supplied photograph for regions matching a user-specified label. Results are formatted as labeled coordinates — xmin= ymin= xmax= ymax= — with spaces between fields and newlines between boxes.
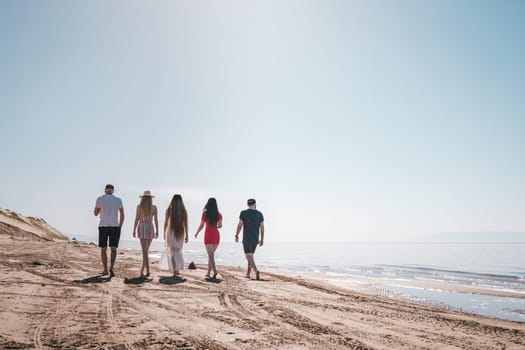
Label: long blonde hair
xmin=139 ymin=196 xmax=153 ymax=218
xmin=168 ymin=194 xmax=187 ymax=240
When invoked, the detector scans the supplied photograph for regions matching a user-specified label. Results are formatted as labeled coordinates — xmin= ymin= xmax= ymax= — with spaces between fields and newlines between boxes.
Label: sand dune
xmin=1 ymin=212 xmax=524 ymax=349
xmin=0 ymin=208 xmax=68 ymax=241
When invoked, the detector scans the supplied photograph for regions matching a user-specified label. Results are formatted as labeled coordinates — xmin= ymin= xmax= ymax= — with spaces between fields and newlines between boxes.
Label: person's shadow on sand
xmin=159 ymin=276 xmax=186 ymax=285
xmin=73 ymin=275 xmax=112 ymax=284
xmin=205 ymin=277 xmax=222 ymax=283
xmin=247 ymin=277 xmax=266 ymax=282
xmin=123 ymin=276 xmax=152 ymax=285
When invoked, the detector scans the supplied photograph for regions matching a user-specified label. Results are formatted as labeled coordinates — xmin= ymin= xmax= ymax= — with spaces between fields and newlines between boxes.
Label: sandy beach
xmin=1 ymin=211 xmax=525 ymax=349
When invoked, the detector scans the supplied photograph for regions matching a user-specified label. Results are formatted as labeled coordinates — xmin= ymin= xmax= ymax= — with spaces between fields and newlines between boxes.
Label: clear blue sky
xmin=1 ymin=1 xmax=524 ymax=241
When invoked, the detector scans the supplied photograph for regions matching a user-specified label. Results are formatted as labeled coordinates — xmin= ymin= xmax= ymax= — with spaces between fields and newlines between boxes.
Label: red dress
xmin=202 ymin=212 xmax=222 ymax=244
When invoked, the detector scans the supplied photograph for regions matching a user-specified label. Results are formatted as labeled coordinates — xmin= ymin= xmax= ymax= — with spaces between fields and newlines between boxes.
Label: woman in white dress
xmin=163 ymin=194 xmax=188 ymax=277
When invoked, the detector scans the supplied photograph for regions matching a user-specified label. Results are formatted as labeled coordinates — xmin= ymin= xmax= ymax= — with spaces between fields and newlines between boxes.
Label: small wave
xmin=378 ymin=264 xmax=524 ymax=282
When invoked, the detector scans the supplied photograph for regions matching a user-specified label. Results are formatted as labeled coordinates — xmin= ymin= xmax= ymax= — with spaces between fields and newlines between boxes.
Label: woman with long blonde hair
xmin=164 ymin=194 xmax=188 ymax=277
xmin=133 ymin=191 xmax=158 ymax=277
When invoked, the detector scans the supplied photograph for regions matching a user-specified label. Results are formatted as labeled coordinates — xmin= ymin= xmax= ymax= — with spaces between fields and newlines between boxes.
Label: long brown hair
xmin=204 ymin=197 xmax=219 ymax=225
xmin=168 ymin=194 xmax=187 ymax=239
xmin=139 ymin=196 xmax=153 ymax=217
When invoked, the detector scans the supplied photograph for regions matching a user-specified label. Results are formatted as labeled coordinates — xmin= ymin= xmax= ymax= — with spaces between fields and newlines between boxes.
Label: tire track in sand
xmin=105 ymin=287 xmax=137 ymax=350
xmin=216 ymin=270 xmax=375 ymax=349
xmin=32 ymin=297 xmax=82 ymax=349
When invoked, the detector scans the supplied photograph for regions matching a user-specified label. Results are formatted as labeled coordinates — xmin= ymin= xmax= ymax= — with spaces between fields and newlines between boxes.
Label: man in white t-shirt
xmin=94 ymin=184 xmax=124 ymax=277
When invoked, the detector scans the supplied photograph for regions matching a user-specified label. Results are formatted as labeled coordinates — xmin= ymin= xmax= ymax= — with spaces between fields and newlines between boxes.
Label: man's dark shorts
xmin=99 ymin=227 xmax=121 ymax=248
xmin=243 ymin=242 xmax=258 ymax=254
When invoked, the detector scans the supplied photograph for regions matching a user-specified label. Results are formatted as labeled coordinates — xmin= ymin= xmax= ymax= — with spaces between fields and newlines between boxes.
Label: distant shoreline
xmin=69 ymin=234 xmax=525 ymax=244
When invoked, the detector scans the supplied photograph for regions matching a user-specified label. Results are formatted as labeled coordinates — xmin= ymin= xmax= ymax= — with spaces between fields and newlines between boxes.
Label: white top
xmin=95 ymin=194 xmax=123 ymax=227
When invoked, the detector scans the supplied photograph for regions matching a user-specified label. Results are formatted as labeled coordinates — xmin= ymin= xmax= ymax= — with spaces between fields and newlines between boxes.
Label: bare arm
xmin=153 ymin=206 xmax=159 ymax=238
xmin=259 ymin=222 xmax=265 ymax=246
xmin=94 ymin=207 xmax=101 ymax=216
xmin=217 ymin=219 xmax=223 ymax=229
xmin=194 ymin=220 xmax=205 ymax=238
xmin=235 ymin=220 xmax=243 ymax=243
xmin=133 ymin=206 xmax=139 ymax=238
xmin=164 ymin=208 xmax=169 ymax=240
xmin=184 ymin=216 xmax=189 ymax=243
xmin=119 ymin=207 xmax=125 ymax=227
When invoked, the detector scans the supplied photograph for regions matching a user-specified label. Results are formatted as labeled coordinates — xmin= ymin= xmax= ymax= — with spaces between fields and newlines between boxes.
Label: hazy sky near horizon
xmin=1 ymin=1 xmax=524 ymax=242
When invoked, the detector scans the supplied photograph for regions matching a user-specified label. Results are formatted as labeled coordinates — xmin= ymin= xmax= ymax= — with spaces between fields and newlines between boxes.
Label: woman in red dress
xmin=194 ymin=198 xmax=222 ymax=279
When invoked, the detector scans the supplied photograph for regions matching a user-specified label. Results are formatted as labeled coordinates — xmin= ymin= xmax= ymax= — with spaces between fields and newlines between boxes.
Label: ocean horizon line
xmin=69 ymin=234 xmax=525 ymax=245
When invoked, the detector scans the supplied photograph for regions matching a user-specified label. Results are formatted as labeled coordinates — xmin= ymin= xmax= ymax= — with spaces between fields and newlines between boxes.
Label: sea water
xmin=75 ymin=237 xmax=525 ymax=322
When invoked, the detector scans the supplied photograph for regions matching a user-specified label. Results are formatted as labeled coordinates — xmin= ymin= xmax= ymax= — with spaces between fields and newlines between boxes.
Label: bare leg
xmin=146 ymin=238 xmax=153 ymax=276
xmin=146 ymin=238 xmax=153 ymax=275
xmin=245 ymin=253 xmax=259 ymax=280
xmin=205 ymin=244 xmax=218 ymax=278
xmin=173 ymin=247 xmax=180 ymax=277
xmin=109 ymin=247 xmax=117 ymax=277
xmin=140 ymin=239 xmax=151 ymax=276
xmin=205 ymin=244 xmax=213 ymax=277
xmin=169 ymin=247 xmax=177 ymax=277
xmin=212 ymin=244 xmax=219 ymax=277
xmin=100 ymin=247 xmax=108 ymax=275
xmin=244 ymin=254 xmax=252 ymax=278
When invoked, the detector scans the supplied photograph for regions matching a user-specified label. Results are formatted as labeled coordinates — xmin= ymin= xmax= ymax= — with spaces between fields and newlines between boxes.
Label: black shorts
xmin=98 ymin=226 xmax=121 ymax=248
xmin=243 ymin=242 xmax=258 ymax=254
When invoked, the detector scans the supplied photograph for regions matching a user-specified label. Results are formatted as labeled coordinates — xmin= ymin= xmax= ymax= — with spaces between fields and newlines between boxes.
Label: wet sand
xmin=1 ymin=223 xmax=525 ymax=349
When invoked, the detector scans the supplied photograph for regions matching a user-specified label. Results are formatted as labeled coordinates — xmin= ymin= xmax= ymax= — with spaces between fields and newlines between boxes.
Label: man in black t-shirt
xmin=235 ymin=198 xmax=265 ymax=280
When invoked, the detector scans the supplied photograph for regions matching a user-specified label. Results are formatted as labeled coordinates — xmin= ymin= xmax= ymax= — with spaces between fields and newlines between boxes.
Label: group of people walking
xmin=93 ymin=184 xmax=265 ymax=281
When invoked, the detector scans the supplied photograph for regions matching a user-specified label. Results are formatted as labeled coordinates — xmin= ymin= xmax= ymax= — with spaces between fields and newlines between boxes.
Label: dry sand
xmin=1 ymin=211 xmax=524 ymax=349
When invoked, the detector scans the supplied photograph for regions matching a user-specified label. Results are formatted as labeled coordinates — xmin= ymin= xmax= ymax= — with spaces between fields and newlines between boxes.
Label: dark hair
xmin=247 ymin=198 xmax=256 ymax=206
xmin=168 ymin=195 xmax=187 ymax=240
xmin=204 ymin=198 xmax=219 ymax=225
xmin=105 ymin=184 xmax=114 ymax=189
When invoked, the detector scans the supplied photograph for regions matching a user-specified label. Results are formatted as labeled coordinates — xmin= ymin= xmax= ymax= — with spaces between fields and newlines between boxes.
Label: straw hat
xmin=140 ymin=190 xmax=155 ymax=198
